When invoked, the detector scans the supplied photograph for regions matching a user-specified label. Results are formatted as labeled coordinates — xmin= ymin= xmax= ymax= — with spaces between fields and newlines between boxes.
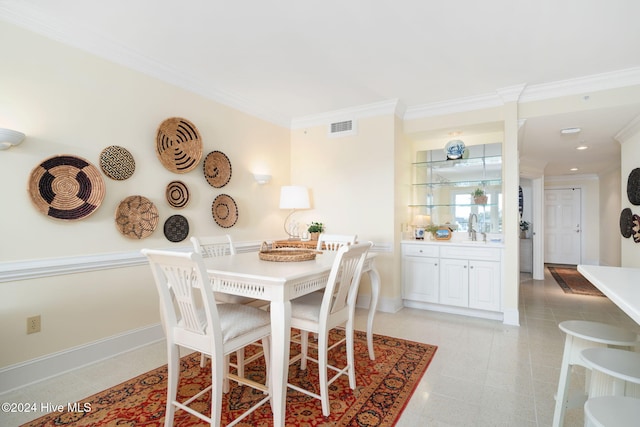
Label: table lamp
xmin=280 ymin=186 xmax=310 ymax=239
xmin=412 ymin=214 xmax=431 ymax=240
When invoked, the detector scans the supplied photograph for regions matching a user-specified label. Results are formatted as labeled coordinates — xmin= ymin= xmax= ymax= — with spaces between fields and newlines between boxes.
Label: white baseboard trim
xmin=502 ymin=308 xmax=520 ymax=326
xmin=356 ymin=295 xmax=403 ymax=314
xmin=0 ymin=324 xmax=164 ymax=395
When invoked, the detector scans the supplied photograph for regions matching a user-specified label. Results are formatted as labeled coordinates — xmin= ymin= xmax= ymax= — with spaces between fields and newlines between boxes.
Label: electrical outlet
xmin=27 ymin=315 xmax=41 ymax=334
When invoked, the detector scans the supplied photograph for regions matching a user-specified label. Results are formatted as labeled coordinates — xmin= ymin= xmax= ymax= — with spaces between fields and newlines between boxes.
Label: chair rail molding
xmin=0 ymin=240 xmax=391 ymax=283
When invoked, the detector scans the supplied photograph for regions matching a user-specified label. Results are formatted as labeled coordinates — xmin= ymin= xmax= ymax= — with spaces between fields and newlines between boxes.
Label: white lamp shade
xmin=279 ymin=186 xmax=310 ymax=209
xmin=412 ymin=215 xmax=430 ymax=226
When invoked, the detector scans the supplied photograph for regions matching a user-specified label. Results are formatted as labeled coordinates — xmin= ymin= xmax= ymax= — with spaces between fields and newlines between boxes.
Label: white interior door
xmin=544 ymin=188 xmax=581 ymax=265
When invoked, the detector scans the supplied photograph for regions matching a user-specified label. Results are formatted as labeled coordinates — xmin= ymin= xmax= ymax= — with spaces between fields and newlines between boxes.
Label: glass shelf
xmin=412 ymin=179 xmax=502 ymax=188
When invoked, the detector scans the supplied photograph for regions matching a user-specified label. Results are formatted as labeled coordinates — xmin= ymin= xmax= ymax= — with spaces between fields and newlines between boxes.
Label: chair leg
xmin=300 ymin=331 xmax=309 ymax=370
xmin=165 ymin=344 xmax=180 ymax=427
xmin=236 ymin=348 xmax=245 ymax=378
xmin=211 ymin=349 xmax=224 ymax=427
xmin=346 ymin=320 xmax=356 ymax=389
xmin=317 ymin=331 xmax=330 ymax=417
xmin=223 ymin=354 xmax=231 ymax=393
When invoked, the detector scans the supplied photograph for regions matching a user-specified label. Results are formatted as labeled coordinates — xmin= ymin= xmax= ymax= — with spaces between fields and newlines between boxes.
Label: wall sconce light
xmin=0 ymin=128 xmax=26 ymax=151
xmin=253 ymin=173 xmax=272 ymax=184
xmin=279 ymin=186 xmax=310 ymax=239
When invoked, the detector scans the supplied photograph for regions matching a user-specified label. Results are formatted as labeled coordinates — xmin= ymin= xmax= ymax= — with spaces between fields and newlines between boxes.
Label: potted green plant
xmin=425 ymin=224 xmax=440 ymax=239
xmin=520 ymin=220 xmax=530 ymax=239
xmin=472 ymin=188 xmax=487 ymax=204
xmin=307 ymin=222 xmax=324 ymax=240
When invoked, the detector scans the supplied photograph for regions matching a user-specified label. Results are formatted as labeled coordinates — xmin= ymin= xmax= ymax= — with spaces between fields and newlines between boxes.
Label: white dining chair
xmin=142 ymin=249 xmax=271 ymax=427
xmin=191 ymin=235 xmax=267 ymax=374
xmin=316 ymin=233 xmax=357 ymax=251
xmin=287 ymin=242 xmax=372 ymax=416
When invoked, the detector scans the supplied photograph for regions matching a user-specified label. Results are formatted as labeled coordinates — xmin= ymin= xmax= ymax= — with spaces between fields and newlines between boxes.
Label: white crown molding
xmin=520 ymin=67 xmax=640 ymax=103
xmin=615 ymin=113 xmax=640 ymax=144
xmin=290 ymin=99 xmax=401 ymax=129
xmin=403 ymin=92 xmax=504 ymax=121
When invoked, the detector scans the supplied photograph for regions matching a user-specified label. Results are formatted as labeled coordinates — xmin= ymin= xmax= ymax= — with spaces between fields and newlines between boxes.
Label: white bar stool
xmin=552 ymin=320 xmax=639 ymax=427
xmin=584 ymin=396 xmax=640 ymax=427
xmin=580 ymin=348 xmax=640 ymax=398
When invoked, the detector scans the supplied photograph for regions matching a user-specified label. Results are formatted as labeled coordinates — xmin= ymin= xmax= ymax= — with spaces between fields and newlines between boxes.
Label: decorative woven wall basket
xmin=620 ymin=208 xmax=634 ymax=238
xmin=166 ymin=180 xmax=190 ymax=208
xmin=28 ymin=154 xmax=105 ymax=221
xmin=164 ymin=214 xmax=189 ymax=242
xmin=115 ymin=195 xmax=159 ymax=239
xmin=156 ymin=117 xmax=202 ymax=173
xmin=203 ymin=150 xmax=232 ymax=188
xmin=99 ymin=145 xmax=135 ymax=180
xmin=627 ymin=168 xmax=640 ymax=205
xmin=211 ymin=194 xmax=238 ymax=228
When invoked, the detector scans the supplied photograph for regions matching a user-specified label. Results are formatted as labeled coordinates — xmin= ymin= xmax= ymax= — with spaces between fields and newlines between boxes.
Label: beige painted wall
xmin=0 ymin=22 xmax=289 ymax=367
xmin=289 ymin=114 xmax=399 ymax=306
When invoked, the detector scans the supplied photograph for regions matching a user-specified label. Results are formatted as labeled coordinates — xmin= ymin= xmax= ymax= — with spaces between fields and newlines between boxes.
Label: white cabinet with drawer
xmin=402 ymin=241 xmax=503 ymax=320
xmin=401 ymin=244 xmax=439 ymax=303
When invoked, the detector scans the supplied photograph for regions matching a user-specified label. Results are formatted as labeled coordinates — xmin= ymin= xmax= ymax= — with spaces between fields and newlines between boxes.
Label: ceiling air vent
xmin=328 ymin=119 xmax=356 ymax=137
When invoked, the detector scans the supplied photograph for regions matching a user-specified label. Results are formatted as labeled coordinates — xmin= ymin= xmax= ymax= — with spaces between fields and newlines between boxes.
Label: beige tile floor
xmin=2 ymin=267 xmax=638 ymax=426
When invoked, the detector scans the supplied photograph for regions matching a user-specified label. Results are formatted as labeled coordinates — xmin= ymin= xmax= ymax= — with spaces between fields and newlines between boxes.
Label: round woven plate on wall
xmin=28 ymin=154 xmax=105 ymax=221
xmin=620 ymin=208 xmax=634 ymax=238
xmin=99 ymin=145 xmax=135 ymax=180
xmin=627 ymin=168 xmax=640 ymax=205
xmin=115 ymin=195 xmax=159 ymax=239
xmin=164 ymin=214 xmax=189 ymax=242
xmin=211 ymin=194 xmax=238 ymax=228
xmin=166 ymin=180 xmax=190 ymax=209
xmin=203 ymin=151 xmax=232 ymax=188
xmin=156 ymin=117 xmax=203 ymax=173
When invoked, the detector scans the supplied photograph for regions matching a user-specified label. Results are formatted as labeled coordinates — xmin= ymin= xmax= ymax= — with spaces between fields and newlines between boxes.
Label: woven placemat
xmin=166 ymin=180 xmax=190 ymax=209
xmin=28 ymin=154 xmax=105 ymax=221
xmin=620 ymin=207 xmax=634 ymax=238
xmin=211 ymin=194 xmax=238 ymax=228
xmin=203 ymin=151 xmax=232 ymax=188
xmin=164 ymin=214 xmax=189 ymax=242
xmin=627 ymin=168 xmax=640 ymax=205
xmin=115 ymin=195 xmax=159 ymax=239
xmin=99 ymin=145 xmax=135 ymax=180
xmin=156 ymin=117 xmax=202 ymax=173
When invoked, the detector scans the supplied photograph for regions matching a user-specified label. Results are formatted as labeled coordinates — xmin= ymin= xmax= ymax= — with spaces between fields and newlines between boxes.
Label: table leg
xmin=270 ymin=300 xmax=291 ymax=427
xmin=366 ymin=267 xmax=380 ymax=360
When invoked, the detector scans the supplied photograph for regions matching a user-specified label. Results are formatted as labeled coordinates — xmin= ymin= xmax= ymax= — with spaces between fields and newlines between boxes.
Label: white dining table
xmin=203 ymin=250 xmax=380 ymax=427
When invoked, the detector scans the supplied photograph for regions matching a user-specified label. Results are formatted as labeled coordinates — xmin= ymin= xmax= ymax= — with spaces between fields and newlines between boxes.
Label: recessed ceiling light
xmin=576 ymin=145 xmax=588 ymax=150
xmin=570 ymin=167 xmax=579 ymax=171
xmin=561 ymin=127 xmax=582 ymax=135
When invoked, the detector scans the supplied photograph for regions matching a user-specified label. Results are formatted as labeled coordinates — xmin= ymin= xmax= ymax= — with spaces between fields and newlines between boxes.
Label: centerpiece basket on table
xmin=258 ymin=242 xmax=320 ymax=262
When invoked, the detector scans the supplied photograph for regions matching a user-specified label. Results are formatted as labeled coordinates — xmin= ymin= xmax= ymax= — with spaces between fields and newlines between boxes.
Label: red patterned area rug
xmin=22 ymin=330 xmax=437 ymax=427
xmin=548 ymin=264 xmax=605 ymax=297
